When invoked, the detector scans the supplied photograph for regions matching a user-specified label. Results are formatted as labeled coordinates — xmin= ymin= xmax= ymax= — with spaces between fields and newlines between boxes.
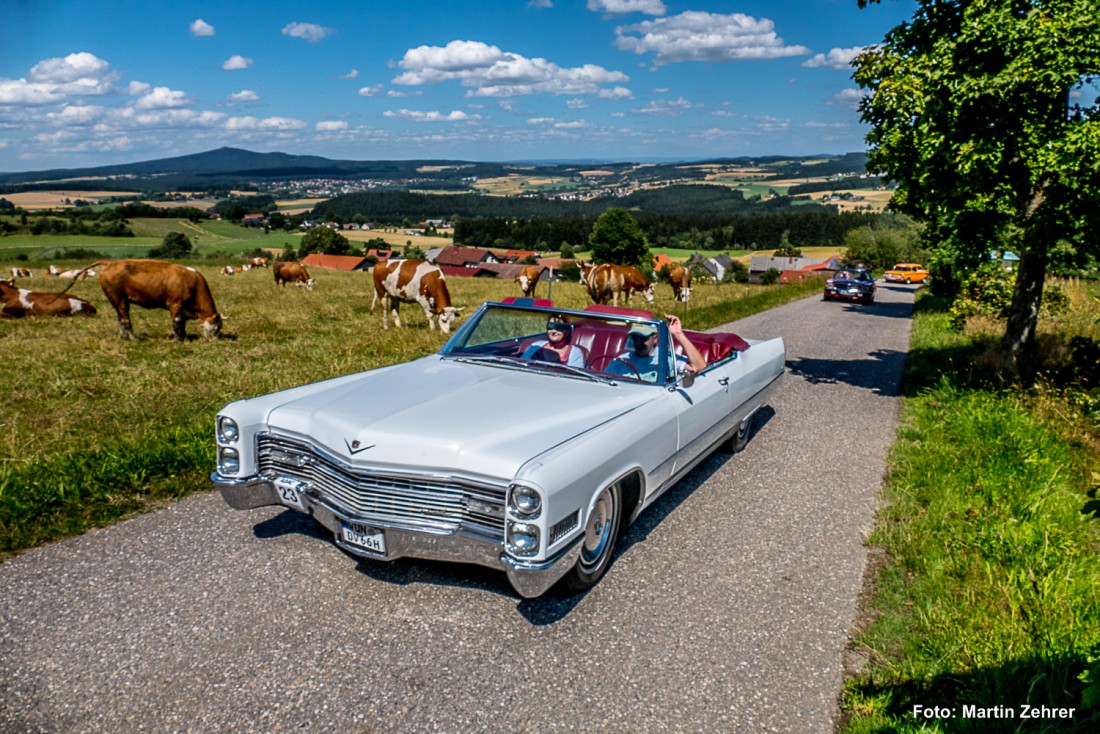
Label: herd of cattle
xmin=2 ymin=257 xmax=692 ymax=340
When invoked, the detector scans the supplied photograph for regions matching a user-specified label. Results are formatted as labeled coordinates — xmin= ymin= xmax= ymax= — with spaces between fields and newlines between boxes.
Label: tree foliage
xmin=149 ymin=231 xmax=192 ymax=259
xmin=298 ymin=226 xmax=351 ymax=257
xmin=855 ymin=0 xmax=1100 ymax=383
xmin=588 ymin=208 xmax=649 ymax=268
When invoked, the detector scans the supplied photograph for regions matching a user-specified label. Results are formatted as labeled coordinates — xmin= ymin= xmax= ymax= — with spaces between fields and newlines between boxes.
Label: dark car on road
xmin=823 ymin=269 xmax=876 ymax=305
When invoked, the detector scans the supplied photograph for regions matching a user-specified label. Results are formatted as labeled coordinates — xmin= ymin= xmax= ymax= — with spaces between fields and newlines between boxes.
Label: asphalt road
xmin=0 ymin=282 xmax=916 ymax=734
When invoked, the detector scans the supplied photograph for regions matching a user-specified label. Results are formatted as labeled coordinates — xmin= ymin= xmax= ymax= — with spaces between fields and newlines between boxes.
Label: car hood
xmin=258 ymin=356 xmax=653 ymax=480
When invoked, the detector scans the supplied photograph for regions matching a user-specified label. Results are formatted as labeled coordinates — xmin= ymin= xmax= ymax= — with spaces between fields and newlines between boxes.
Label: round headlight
xmin=506 ymin=522 xmax=539 ymax=555
xmin=508 ymin=485 xmax=542 ymax=517
xmin=219 ymin=447 xmax=240 ymax=475
xmin=218 ymin=416 xmax=239 ymax=443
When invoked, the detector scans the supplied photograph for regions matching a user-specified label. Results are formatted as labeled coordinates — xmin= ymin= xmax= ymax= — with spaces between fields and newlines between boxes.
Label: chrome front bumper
xmin=212 ymin=473 xmax=580 ymax=598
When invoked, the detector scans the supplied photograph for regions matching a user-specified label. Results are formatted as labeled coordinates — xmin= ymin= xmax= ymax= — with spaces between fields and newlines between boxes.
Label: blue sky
xmin=0 ymin=0 xmax=920 ymax=172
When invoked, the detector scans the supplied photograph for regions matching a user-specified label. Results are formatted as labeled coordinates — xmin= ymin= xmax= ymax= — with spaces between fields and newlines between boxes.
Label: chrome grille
xmin=257 ymin=434 xmax=505 ymax=538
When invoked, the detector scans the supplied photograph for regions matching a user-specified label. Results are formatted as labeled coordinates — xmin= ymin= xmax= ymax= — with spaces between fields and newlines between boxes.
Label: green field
xmin=0 ymin=263 xmax=822 ymax=556
xmin=0 ymin=217 xmax=303 ymax=259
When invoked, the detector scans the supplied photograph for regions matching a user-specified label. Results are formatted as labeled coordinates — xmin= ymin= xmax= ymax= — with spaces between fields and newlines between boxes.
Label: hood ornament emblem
xmin=345 ymin=439 xmax=376 ymax=455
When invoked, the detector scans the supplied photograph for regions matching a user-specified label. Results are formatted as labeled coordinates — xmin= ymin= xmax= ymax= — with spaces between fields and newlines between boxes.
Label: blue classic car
xmin=212 ymin=299 xmax=785 ymax=597
xmin=823 ymin=269 xmax=876 ymax=305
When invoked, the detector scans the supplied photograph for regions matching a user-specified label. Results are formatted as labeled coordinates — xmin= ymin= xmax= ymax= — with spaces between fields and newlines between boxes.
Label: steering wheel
xmin=587 ymin=354 xmax=641 ymax=379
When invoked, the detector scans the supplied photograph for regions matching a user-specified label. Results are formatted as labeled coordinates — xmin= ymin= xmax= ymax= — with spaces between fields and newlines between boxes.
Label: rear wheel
xmin=720 ymin=413 xmax=754 ymax=453
xmin=561 ymin=481 xmax=623 ymax=592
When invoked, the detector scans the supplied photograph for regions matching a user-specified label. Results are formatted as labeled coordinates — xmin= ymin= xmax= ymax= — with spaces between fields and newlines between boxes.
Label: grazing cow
xmin=10 ymin=267 xmax=31 ymax=278
xmin=47 ymin=264 xmax=62 ymax=276
xmin=221 ymin=266 xmax=236 ymax=276
xmin=251 ymin=257 xmax=269 ymax=268
xmin=240 ymin=264 xmax=252 ymax=272
xmin=1 ymin=279 xmax=96 ymax=318
xmin=667 ymin=264 xmax=692 ymax=302
xmin=370 ymin=259 xmax=462 ymax=333
xmin=583 ymin=263 xmax=655 ymax=307
xmin=57 ymin=269 xmax=92 ymax=281
xmin=273 ymin=261 xmax=315 ymax=289
xmin=515 ymin=265 xmax=541 ymax=297
xmin=55 ymin=260 xmax=222 ymax=341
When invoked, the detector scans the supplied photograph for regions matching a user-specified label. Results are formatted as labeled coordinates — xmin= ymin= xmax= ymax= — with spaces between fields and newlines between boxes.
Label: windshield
xmin=440 ymin=304 xmax=669 ymax=384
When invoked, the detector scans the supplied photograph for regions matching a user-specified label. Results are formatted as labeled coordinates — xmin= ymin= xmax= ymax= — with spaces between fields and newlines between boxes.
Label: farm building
xmin=300 ymin=254 xmax=372 ymax=271
xmin=433 ymin=247 xmax=499 ymax=268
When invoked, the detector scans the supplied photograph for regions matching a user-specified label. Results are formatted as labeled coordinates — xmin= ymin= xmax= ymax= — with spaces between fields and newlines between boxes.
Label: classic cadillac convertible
xmin=212 ymin=299 xmax=785 ymax=597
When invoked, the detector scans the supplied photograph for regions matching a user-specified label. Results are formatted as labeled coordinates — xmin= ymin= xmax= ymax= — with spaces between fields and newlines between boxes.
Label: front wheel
xmin=561 ymin=481 xmax=623 ymax=592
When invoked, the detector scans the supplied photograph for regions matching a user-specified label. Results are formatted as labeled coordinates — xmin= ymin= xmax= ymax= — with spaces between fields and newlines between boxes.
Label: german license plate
xmin=341 ymin=522 xmax=386 ymax=554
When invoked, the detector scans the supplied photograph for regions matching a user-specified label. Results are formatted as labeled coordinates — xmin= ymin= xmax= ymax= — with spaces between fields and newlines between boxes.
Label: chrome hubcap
xmin=581 ymin=488 xmax=615 ymax=566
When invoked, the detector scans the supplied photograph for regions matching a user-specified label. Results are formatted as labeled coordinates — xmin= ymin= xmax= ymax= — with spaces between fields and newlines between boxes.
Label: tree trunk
xmin=1000 ymin=233 xmax=1048 ymax=385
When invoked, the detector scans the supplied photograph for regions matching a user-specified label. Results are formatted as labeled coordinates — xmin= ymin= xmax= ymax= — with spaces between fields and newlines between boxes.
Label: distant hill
xmin=0 ymin=147 xmax=871 ymax=193
xmin=0 ymin=148 xmax=533 ymax=192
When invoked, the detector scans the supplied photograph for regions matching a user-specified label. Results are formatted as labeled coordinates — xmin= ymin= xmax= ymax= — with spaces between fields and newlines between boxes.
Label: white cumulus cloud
xmin=393 ymin=39 xmax=629 ymax=97
xmin=615 ymin=12 xmax=810 ymax=65
xmin=383 ymin=109 xmax=475 ymax=122
xmin=227 ymin=90 xmax=260 ymax=104
xmin=134 ymin=86 xmax=191 ymax=110
xmin=0 ymin=79 xmax=66 ymax=105
xmin=190 ymin=19 xmax=215 ymax=37
xmin=339 ymin=69 xmax=359 ymax=79
xmin=316 ymin=121 xmax=348 ymax=131
xmin=282 ymin=22 xmax=333 ymax=42
xmin=358 ymin=84 xmax=383 ymax=97
xmin=223 ymin=55 xmax=253 ymax=71
xmin=28 ymin=52 xmax=116 ymax=94
xmin=802 ymin=46 xmax=868 ymax=70
xmin=225 ymin=115 xmax=307 ymax=131
xmin=587 ymin=0 xmax=666 ymax=15
xmin=830 ymin=88 xmax=867 ymax=109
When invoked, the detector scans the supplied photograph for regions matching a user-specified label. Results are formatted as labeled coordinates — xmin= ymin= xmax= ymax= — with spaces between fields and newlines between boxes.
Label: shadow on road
xmin=249 ymin=409 xmax=781 ymax=626
xmin=786 ymin=350 xmax=907 ymax=396
xmin=824 ymin=297 xmax=915 ymax=321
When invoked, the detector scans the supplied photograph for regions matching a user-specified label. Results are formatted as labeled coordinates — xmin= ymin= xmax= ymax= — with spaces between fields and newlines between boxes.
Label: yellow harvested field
xmin=578 ymin=170 xmax=614 ymax=176
xmin=4 ymin=191 xmax=140 ymax=209
xmin=807 ymin=189 xmax=893 ymax=212
xmin=342 ymin=229 xmax=454 ymax=248
xmin=144 ymin=200 xmax=215 ymax=210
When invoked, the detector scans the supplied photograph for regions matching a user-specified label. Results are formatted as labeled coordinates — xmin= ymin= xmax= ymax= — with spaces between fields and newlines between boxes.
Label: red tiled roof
xmin=301 ymin=254 xmax=370 ymax=271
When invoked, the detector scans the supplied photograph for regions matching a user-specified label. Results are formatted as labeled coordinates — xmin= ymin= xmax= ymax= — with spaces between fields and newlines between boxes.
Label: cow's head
xmin=201 ymin=313 xmax=224 ymax=339
xmin=679 ymin=287 xmax=691 ymax=303
xmin=642 ymin=284 xmax=656 ymax=304
xmin=438 ymin=306 xmax=464 ymax=334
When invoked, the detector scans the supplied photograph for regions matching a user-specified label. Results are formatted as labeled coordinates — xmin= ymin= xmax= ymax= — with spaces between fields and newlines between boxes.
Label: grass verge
xmin=841 ymin=283 xmax=1100 ymax=733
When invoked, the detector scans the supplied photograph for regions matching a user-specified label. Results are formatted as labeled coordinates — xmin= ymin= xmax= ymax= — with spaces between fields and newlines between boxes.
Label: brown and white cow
xmin=370 ymin=259 xmax=462 ymax=333
xmin=55 ymin=260 xmax=222 ymax=341
xmin=273 ymin=261 xmax=315 ymax=289
xmin=10 ymin=267 xmax=31 ymax=278
xmin=250 ymin=257 xmax=269 ymax=268
xmin=582 ymin=263 xmax=655 ymax=307
xmin=515 ymin=265 xmax=540 ymax=297
xmin=46 ymin=264 xmax=62 ymax=276
xmin=667 ymin=263 xmax=692 ymax=302
xmin=221 ymin=266 xmax=236 ymax=276
xmin=1 ymin=279 xmax=97 ymax=318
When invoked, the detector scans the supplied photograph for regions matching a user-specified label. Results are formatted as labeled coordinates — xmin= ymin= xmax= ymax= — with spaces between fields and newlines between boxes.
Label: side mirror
xmin=679 ymin=371 xmax=695 ymax=389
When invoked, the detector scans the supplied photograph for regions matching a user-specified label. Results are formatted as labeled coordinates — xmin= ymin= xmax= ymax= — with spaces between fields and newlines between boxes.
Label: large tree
xmin=855 ymin=0 xmax=1100 ymax=383
xmin=589 ymin=208 xmax=650 ymax=269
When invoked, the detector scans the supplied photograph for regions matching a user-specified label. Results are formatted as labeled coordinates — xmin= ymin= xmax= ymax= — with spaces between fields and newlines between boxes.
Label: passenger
xmin=522 ymin=316 xmax=586 ymax=367
xmin=605 ymin=314 xmax=706 ymax=382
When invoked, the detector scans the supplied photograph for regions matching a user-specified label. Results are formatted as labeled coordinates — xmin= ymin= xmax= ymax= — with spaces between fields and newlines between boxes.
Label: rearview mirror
xmin=679 ymin=372 xmax=695 ymax=389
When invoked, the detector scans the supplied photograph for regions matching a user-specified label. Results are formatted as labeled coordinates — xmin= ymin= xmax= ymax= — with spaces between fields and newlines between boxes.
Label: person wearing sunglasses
xmin=521 ymin=316 xmax=586 ymax=367
xmin=605 ymin=314 xmax=706 ymax=382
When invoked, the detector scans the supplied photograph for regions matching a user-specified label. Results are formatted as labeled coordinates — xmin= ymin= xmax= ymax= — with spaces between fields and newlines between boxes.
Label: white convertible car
xmin=212 ymin=299 xmax=785 ymax=597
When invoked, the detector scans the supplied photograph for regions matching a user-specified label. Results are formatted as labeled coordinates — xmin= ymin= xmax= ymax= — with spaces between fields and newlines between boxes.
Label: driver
xmin=605 ymin=314 xmax=706 ymax=382
xmin=521 ymin=315 xmax=586 ymax=367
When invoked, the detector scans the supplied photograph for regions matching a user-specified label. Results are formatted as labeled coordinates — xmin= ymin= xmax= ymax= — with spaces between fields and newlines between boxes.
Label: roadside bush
xmin=947 ymin=263 xmax=1015 ymax=330
xmin=760 ymin=267 xmax=780 ymax=285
